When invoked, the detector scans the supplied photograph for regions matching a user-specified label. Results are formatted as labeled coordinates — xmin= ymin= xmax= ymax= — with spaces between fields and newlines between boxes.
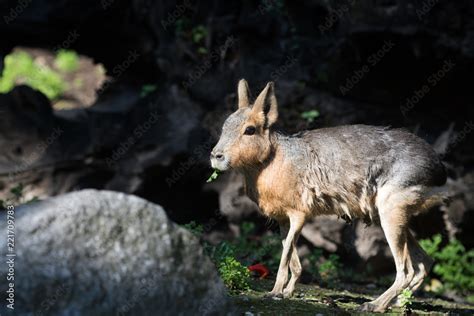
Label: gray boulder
xmin=0 ymin=190 xmax=230 ymax=316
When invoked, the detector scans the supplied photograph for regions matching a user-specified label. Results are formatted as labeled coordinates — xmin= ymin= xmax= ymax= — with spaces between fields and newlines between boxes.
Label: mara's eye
xmin=244 ymin=126 xmax=256 ymax=135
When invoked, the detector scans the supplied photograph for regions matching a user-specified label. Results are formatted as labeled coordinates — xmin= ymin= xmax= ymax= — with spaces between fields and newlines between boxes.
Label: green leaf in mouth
xmin=206 ymin=169 xmax=221 ymax=183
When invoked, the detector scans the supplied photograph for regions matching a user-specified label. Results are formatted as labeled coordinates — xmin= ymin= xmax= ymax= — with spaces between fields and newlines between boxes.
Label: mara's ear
xmin=237 ymin=79 xmax=251 ymax=109
xmin=250 ymin=82 xmax=278 ymax=128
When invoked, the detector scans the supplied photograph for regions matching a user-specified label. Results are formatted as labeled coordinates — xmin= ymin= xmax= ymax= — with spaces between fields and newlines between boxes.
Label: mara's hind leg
xmin=394 ymin=231 xmax=434 ymax=306
xmin=359 ymin=187 xmax=417 ymax=312
xmin=400 ymin=191 xmax=445 ymax=293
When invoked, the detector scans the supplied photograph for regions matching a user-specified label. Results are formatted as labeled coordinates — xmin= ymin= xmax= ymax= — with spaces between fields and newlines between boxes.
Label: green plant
xmin=0 ymin=51 xmax=65 ymax=100
xmin=206 ymin=169 xmax=220 ymax=182
xmin=319 ymin=254 xmax=342 ymax=282
xmin=240 ymin=221 xmax=255 ymax=237
xmin=420 ymin=234 xmax=442 ymax=256
xmin=235 ymin=222 xmax=261 ymax=255
xmin=205 ymin=221 xmax=282 ymax=277
xmin=197 ymin=47 xmax=208 ymax=54
xmin=307 ymin=249 xmax=323 ymax=278
xmin=235 ymin=222 xmax=261 ymax=259
xmin=191 ymin=25 xmax=208 ymax=55
xmin=183 ymin=220 xmax=253 ymax=293
xmin=182 ymin=221 xmax=236 ymax=264
xmin=191 ymin=25 xmax=208 ymax=44
xmin=420 ymin=234 xmax=474 ymax=294
xmin=206 ymin=241 xmax=236 ymax=263
xmin=10 ymin=183 xmax=24 ymax=200
xmin=301 ymin=110 xmax=320 ymax=123
xmin=221 ymin=221 xmax=281 ymax=272
xmin=183 ymin=222 xmax=237 ymax=263
xmin=55 ymin=50 xmax=79 ymax=72
xmin=218 ymin=256 xmax=250 ymax=292
xmin=174 ymin=17 xmax=190 ymax=35
xmin=398 ymin=288 xmax=413 ymax=311
xmin=307 ymin=249 xmax=342 ymax=286
xmin=182 ymin=221 xmax=204 ymax=237
xmin=140 ymin=84 xmax=157 ymax=97
xmin=257 ymin=234 xmax=282 ymax=271
xmin=0 ymin=183 xmax=39 ymax=208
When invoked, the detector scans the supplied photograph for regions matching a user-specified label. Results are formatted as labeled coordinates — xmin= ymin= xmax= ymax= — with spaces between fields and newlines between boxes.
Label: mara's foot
xmin=282 ymin=287 xmax=295 ymax=298
xmin=358 ymin=301 xmax=388 ymax=313
xmin=263 ymin=291 xmax=283 ymax=299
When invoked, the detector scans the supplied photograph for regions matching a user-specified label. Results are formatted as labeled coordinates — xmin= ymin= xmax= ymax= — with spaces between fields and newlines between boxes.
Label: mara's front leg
xmin=265 ymin=220 xmax=289 ymax=297
xmin=265 ymin=212 xmax=305 ymax=298
xmin=282 ymin=232 xmax=302 ymax=298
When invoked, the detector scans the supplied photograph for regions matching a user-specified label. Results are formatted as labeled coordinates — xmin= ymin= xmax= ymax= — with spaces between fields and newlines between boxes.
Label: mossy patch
xmin=232 ymin=278 xmax=474 ymax=315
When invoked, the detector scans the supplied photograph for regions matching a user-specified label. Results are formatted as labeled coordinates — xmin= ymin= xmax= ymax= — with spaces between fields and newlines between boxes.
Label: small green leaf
xmin=183 ymin=221 xmax=204 ymax=237
xmin=197 ymin=47 xmax=208 ymax=55
xmin=398 ymin=289 xmax=413 ymax=310
xmin=55 ymin=50 xmax=79 ymax=72
xmin=140 ymin=84 xmax=157 ymax=97
xmin=192 ymin=25 xmax=208 ymax=44
xmin=10 ymin=183 xmax=24 ymax=199
xmin=301 ymin=110 xmax=320 ymax=123
xmin=206 ymin=169 xmax=220 ymax=182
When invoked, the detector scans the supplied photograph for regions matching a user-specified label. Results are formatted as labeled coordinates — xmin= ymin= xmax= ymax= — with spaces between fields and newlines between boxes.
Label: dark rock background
xmin=0 ymin=0 xmax=473 ymax=274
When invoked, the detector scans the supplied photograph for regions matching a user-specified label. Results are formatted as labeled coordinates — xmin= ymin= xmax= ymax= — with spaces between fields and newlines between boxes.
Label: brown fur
xmin=241 ymin=146 xmax=298 ymax=219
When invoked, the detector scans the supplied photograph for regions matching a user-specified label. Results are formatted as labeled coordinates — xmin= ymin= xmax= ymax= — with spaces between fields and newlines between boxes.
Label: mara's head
xmin=210 ymin=79 xmax=279 ymax=171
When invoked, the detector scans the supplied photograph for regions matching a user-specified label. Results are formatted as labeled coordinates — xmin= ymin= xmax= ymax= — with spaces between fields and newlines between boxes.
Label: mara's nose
xmin=211 ymin=150 xmax=225 ymax=161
